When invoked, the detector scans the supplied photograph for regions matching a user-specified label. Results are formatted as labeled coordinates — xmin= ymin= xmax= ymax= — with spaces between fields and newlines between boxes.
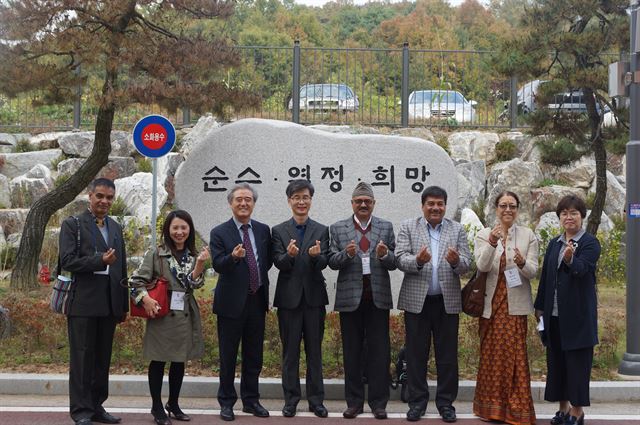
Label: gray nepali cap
xmin=352 ymin=182 xmax=374 ymax=198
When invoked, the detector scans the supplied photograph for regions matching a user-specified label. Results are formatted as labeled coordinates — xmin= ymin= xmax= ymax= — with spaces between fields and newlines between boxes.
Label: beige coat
xmin=474 ymin=225 xmax=538 ymax=318
xmin=130 ymin=246 xmax=205 ymax=362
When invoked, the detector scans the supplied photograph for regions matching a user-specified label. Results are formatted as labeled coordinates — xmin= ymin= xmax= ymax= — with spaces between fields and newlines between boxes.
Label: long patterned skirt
xmin=473 ymin=253 xmax=536 ymax=425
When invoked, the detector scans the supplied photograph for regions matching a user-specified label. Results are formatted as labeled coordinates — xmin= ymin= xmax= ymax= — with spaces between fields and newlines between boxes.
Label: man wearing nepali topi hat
xmin=327 ymin=182 xmax=397 ymax=420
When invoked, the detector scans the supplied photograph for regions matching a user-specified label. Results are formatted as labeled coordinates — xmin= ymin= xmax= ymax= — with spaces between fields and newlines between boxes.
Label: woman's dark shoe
xmin=551 ymin=410 xmax=569 ymax=425
xmin=165 ymin=403 xmax=191 ymax=421
xmin=564 ymin=413 xmax=585 ymax=425
xmin=151 ymin=408 xmax=172 ymax=425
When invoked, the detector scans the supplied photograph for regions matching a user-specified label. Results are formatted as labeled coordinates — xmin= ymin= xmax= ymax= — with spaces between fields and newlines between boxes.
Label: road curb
xmin=1 ymin=374 xmax=640 ymax=402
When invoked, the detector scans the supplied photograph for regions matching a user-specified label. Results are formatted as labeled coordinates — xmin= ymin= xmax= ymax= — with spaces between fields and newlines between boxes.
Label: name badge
xmin=170 ymin=291 xmax=186 ymax=311
xmin=94 ymin=265 xmax=109 ymax=276
xmin=504 ymin=266 xmax=522 ymax=288
xmin=361 ymin=256 xmax=371 ymax=275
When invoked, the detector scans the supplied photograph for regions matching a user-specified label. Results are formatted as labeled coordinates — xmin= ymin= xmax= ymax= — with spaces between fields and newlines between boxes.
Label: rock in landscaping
xmin=447 ymin=131 xmax=500 ymax=163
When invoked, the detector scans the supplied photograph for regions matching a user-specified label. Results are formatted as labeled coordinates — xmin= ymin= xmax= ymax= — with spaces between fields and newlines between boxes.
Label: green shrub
xmin=110 ymin=196 xmax=129 ymax=217
xmin=538 ymin=178 xmax=561 ymax=187
xmin=137 ymin=158 xmax=152 ymax=173
xmin=605 ymin=135 xmax=627 ymax=155
xmin=470 ymin=198 xmax=486 ymax=227
xmin=53 ymin=174 xmax=69 ymax=188
xmin=494 ymin=139 xmax=517 ymax=161
xmin=0 ymin=245 xmax=17 ymax=270
xmin=14 ymin=139 xmax=36 ymax=153
xmin=597 ymin=229 xmax=625 ymax=285
xmin=434 ymin=134 xmax=450 ymax=155
xmin=537 ymin=137 xmax=583 ymax=166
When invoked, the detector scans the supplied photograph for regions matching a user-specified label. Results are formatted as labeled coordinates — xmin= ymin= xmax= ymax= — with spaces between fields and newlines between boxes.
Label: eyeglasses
xmin=290 ymin=196 xmax=312 ymax=203
xmin=352 ymin=199 xmax=373 ymax=206
xmin=498 ymin=204 xmax=518 ymax=210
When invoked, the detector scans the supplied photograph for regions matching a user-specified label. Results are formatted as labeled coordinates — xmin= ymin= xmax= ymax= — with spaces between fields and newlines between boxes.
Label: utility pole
xmin=619 ymin=0 xmax=640 ymax=376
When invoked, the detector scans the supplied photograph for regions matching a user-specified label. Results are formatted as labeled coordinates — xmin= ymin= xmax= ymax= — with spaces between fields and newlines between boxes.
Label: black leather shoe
xmin=75 ymin=419 xmax=94 ymax=425
xmin=151 ymin=409 xmax=172 ymax=425
xmin=373 ymin=408 xmax=388 ymax=420
xmin=565 ymin=413 xmax=584 ymax=425
xmin=551 ymin=410 xmax=569 ymax=425
xmin=343 ymin=406 xmax=363 ymax=419
xmin=309 ymin=404 xmax=328 ymax=418
xmin=282 ymin=404 xmax=297 ymax=417
xmin=165 ymin=403 xmax=191 ymax=421
xmin=91 ymin=411 xmax=122 ymax=424
xmin=242 ymin=402 xmax=270 ymax=417
xmin=220 ymin=406 xmax=235 ymax=421
xmin=439 ymin=406 xmax=457 ymax=423
xmin=407 ymin=406 xmax=426 ymax=422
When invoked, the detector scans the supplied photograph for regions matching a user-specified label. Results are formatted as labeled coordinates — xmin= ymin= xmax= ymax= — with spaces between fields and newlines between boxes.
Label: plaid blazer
xmin=396 ymin=217 xmax=471 ymax=314
xmin=328 ymin=215 xmax=396 ymax=312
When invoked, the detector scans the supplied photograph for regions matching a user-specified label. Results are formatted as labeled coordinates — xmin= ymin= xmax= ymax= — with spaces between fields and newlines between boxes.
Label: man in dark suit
xmin=210 ymin=183 xmax=272 ymax=422
xmin=59 ymin=178 xmax=128 ymax=425
xmin=272 ymin=179 xmax=329 ymax=418
xmin=328 ymin=182 xmax=396 ymax=420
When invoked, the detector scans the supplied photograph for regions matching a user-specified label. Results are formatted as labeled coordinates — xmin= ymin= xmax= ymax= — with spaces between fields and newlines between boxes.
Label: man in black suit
xmin=210 ymin=183 xmax=272 ymax=421
xmin=272 ymin=179 xmax=329 ymax=418
xmin=59 ymin=178 xmax=128 ymax=425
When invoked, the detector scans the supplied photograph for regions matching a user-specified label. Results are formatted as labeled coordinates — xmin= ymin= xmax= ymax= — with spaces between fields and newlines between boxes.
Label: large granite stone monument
xmin=175 ymin=118 xmax=458 ymax=310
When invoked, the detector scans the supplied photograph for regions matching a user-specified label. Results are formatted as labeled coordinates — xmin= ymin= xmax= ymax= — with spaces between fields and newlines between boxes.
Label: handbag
xmin=461 ymin=270 xmax=487 ymax=317
xmin=127 ymin=252 xmax=170 ymax=319
xmin=50 ymin=216 xmax=80 ymax=315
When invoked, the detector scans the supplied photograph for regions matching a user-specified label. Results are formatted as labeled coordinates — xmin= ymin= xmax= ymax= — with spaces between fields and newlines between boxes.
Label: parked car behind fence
xmin=407 ymin=89 xmax=477 ymax=124
xmin=288 ymin=83 xmax=359 ymax=113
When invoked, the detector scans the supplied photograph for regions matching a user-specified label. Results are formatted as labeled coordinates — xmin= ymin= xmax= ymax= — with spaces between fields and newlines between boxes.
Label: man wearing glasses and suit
xmin=210 ymin=183 xmax=272 ymax=421
xmin=396 ymin=186 xmax=471 ymax=423
xmin=328 ymin=182 xmax=396 ymax=420
xmin=272 ymin=179 xmax=330 ymax=418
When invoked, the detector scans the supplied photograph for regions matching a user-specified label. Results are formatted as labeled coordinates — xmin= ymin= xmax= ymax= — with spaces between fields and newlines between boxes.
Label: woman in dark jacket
xmin=534 ymin=195 xmax=601 ymax=425
xmin=130 ymin=210 xmax=210 ymax=424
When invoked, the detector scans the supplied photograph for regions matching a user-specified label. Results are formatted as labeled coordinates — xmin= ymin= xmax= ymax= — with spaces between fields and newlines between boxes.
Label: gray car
xmin=288 ymin=84 xmax=359 ymax=113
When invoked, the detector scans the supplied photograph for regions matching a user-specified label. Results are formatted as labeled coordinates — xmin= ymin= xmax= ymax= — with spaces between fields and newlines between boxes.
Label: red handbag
xmin=130 ymin=276 xmax=170 ymax=319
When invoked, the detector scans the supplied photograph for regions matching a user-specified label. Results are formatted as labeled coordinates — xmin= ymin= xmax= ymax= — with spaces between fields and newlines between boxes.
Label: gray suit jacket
xmin=272 ymin=217 xmax=329 ymax=309
xmin=396 ymin=217 xmax=471 ymax=314
xmin=328 ymin=215 xmax=396 ymax=312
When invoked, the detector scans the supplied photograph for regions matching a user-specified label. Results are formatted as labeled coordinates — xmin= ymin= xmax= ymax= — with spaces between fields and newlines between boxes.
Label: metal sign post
xmin=619 ymin=0 xmax=640 ymax=376
xmin=132 ymin=115 xmax=176 ymax=249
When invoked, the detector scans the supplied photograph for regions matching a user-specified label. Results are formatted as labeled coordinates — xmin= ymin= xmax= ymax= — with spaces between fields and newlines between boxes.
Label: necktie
xmin=354 ymin=221 xmax=371 ymax=252
xmin=296 ymin=224 xmax=306 ymax=244
xmin=241 ymin=224 xmax=260 ymax=294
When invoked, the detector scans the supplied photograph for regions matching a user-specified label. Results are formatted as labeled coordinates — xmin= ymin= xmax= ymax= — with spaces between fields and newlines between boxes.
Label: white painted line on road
xmin=1 ymin=407 xmax=640 ymax=421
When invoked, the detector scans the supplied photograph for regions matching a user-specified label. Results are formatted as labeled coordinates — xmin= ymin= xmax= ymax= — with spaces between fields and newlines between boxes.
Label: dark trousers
xmin=404 ymin=294 xmax=459 ymax=410
xmin=340 ymin=298 xmax=390 ymax=410
xmin=545 ymin=316 xmax=593 ymax=406
xmin=217 ymin=289 xmax=266 ymax=408
xmin=277 ymin=303 xmax=326 ymax=407
xmin=67 ymin=315 xmax=117 ymax=422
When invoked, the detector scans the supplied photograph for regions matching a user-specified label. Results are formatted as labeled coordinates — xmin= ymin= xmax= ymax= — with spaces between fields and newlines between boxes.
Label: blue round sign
xmin=132 ymin=115 xmax=176 ymax=158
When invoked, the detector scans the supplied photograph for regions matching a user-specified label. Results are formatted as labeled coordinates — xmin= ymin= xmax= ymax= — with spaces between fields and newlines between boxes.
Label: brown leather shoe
xmin=373 ymin=408 xmax=388 ymax=419
xmin=343 ymin=406 xmax=363 ymax=419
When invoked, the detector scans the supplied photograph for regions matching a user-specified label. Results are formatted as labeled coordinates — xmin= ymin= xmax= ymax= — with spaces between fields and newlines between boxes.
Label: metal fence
xmin=0 ymin=42 xmax=620 ymax=132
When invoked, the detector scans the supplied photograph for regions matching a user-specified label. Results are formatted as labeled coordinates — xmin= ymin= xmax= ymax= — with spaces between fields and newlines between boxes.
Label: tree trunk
xmin=584 ymin=87 xmax=607 ymax=235
xmin=10 ymin=85 xmax=116 ymax=291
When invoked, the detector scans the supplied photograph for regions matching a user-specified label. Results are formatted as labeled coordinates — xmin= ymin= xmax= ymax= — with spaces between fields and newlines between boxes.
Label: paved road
xmin=2 ymin=397 xmax=640 ymax=425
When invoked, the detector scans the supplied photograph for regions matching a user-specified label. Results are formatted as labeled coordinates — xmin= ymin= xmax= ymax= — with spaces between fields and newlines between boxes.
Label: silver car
xmin=408 ymin=90 xmax=477 ymax=123
xmin=288 ymin=84 xmax=359 ymax=113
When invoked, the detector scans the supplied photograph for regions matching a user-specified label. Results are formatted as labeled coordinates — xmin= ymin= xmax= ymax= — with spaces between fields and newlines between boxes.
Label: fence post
xmin=73 ymin=65 xmax=82 ymax=130
xmin=509 ymin=75 xmax=518 ymax=129
xmin=182 ymin=108 xmax=191 ymax=126
xmin=292 ymin=40 xmax=301 ymax=124
xmin=401 ymin=42 xmax=410 ymax=128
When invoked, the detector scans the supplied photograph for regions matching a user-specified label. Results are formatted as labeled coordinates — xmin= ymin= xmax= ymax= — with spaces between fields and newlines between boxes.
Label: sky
xmin=294 ymin=0 xmax=480 ymax=7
